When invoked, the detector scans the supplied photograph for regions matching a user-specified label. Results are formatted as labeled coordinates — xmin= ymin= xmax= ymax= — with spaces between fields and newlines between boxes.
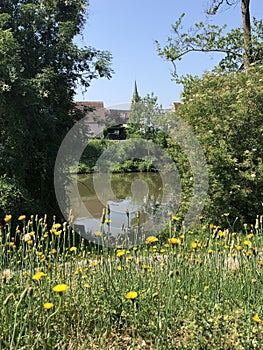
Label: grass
xmin=1 ymin=214 xmax=263 ymax=349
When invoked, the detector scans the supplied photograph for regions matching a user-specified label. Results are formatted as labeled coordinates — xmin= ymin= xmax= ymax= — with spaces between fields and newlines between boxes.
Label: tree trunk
xmin=241 ymin=0 xmax=252 ymax=70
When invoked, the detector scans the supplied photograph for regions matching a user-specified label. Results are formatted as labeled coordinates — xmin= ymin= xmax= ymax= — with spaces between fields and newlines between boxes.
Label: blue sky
xmin=74 ymin=0 xmax=263 ymax=109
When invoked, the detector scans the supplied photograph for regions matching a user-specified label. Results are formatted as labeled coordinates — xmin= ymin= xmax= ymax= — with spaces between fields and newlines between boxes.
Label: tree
xmin=165 ymin=66 xmax=263 ymax=225
xmin=207 ymin=0 xmax=252 ymax=69
xmin=0 ymin=0 xmax=112 ymax=217
xmin=127 ymin=93 xmax=164 ymax=142
xmin=156 ymin=1 xmax=263 ymax=76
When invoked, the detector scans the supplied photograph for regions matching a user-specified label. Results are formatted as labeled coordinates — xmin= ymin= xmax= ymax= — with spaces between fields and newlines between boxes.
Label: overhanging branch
xmin=173 ymin=47 xmax=239 ymax=61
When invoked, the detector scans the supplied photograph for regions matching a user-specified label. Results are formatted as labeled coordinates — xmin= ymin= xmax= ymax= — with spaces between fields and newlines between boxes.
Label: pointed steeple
xmin=131 ymin=80 xmax=140 ymax=105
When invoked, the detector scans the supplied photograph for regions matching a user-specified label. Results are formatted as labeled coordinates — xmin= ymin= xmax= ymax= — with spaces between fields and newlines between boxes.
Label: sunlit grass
xmin=1 ymin=214 xmax=263 ymax=349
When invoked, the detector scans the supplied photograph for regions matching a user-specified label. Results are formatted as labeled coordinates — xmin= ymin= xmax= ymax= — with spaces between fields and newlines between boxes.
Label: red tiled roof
xmin=75 ymin=101 xmax=104 ymax=110
xmin=173 ymin=102 xmax=181 ymax=110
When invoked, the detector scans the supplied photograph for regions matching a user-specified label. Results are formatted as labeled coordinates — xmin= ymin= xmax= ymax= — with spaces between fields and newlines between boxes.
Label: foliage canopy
xmin=156 ymin=1 xmax=263 ymax=78
xmin=166 ymin=67 xmax=263 ymax=224
xmin=0 ymin=0 xmax=112 ymax=217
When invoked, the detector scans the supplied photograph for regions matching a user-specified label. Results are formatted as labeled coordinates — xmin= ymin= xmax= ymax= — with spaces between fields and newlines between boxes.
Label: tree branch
xmin=173 ymin=47 xmax=239 ymax=61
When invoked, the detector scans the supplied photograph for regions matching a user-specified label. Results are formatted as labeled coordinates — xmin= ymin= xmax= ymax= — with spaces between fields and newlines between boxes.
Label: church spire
xmin=131 ymin=80 xmax=140 ymax=104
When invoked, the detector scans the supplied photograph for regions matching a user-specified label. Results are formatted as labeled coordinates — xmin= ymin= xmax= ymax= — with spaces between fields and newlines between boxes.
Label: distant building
xmin=106 ymin=124 xmax=127 ymax=140
xmin=74 ymin=83 xmax=180 ymax=139
xmin=172 ymin=102 xmax=181 ymax=110
xmin=131 ymin=80 xmax=140 ymax=104
xmin=74 ymin=101 xmax=106 ymax=137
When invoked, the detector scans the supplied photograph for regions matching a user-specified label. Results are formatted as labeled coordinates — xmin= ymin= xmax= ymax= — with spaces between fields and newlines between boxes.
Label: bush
xmin=70 ymin=139 xmax=109 ymax=173
xmin=0 ymin=175 xmax=35 ymax=221
xmin=166 ymin=67 xmax=263 ymax=225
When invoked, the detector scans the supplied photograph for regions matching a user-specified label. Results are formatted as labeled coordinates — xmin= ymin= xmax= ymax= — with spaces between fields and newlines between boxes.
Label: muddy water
xmin=69 ymin=172 xmax=179 ymax=237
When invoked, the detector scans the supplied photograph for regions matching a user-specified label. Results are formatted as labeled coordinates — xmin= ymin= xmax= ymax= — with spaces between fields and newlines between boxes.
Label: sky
xmin=74 ymin=0 xmax=263 ymax=109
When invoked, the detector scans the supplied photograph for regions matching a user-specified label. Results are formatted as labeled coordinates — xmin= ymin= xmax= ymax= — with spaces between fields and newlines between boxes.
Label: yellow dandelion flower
xmin=117 ymin=266 xmax=122 ymax=271
xmin=18 ymin=215 xmax=26 ymax=221
xmin=94 ymin=231 xmax=102 ymax=237
xmin=251 ymin=278 xmax=257 ymax=283
xmin=116 ymin=249 xmax=126 ymax=258
xmin=172 ymin=216 xmax=180 ymax=221
xmin=235 ymin=245 xmax=243 ymax=251
xmin=27 ymin=240 xmax=33 ymax=246
xmin=146 ymin=236 xmax=158 ymax=244
xmin=125 ymin=291 xmax=138 ymax=300
xmin=4 ymin=215 xmax=12 ymax=223
xmin=142 ymin=264 xmax=150 ymax=269
xmin=223 ymin=213 xmax=229 ymax=217
xmin=258 ymin=261 xmax=263 ymax=266
xmin=247 ymin=233 xmax=254 ymax=239
xmin=52 ymin=223 xmax=61 ymax=229
xmin=43 ymin=302 xmax=54 ymax=310
xmin=75 ymin=267 xmax=82 ymax=275
xmin=218 ymin=231 xmax=225 ymax=237
xmin=53 ymin=284 xmax=69 ymax=293
xmin=51 ymin=249 xmax=57 ymax=254
xmin=84 ymin=283 xmax=90 ymax=288
xmin=253 ymin=313 xmax=261 ymax=323
xmin=243 ymin=240 xmax=252 ymax=246
xmin=70 ymin=246 xmax=77 ymax=252
xmin=195 ymin=259 xmax=203 ymax=264
xmin=168 ymin=237 xmax=180 ymax=245
xmin=105 ymin=219 xmax=111 ymax=223
xmin=54 ymin=230 xmax=62 ymax=236
xmin=32 ymin=272 xmax=47 ymax=281
xmin=191 ymin=242 xmax=197 ymax=249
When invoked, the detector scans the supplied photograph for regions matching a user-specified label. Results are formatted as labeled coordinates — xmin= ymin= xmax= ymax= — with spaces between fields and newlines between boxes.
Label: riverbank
xmin=1 ymin=215 xmax=263 ymax=349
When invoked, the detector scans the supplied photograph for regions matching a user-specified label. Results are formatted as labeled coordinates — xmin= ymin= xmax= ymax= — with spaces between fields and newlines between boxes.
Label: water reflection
xmin=69 ymin=172 xmax=179 ymax=244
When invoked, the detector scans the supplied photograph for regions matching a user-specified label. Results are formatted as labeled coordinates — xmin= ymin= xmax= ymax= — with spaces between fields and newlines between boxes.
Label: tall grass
xmin=1 ymin=214 xmax=263 ymax=349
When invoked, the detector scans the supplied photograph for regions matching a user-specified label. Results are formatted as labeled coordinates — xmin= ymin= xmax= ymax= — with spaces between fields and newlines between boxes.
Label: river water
xmin=68 ymin=172 xmax=179 ymax=243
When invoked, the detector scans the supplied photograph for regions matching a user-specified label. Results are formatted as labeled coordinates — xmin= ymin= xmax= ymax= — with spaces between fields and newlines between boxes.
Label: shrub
xmin=166 ymin=67 xmax=263 ymax=225
xmin=0 ymin=175 xmax=35 ymax=221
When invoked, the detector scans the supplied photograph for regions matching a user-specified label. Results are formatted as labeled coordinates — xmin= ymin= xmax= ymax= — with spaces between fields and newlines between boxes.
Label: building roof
xmin=75 ymin=101 xmax=104 ymax=110
xmin=173 ymin=102 xmax=181 ymax=110
xmin=131 ymin=80 xmax=140 ymax=104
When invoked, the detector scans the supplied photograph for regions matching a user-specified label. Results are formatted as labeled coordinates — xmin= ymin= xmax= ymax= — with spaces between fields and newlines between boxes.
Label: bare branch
xmin=206 ymin=0 xmax=239 ymax=15
xmin=206 ymin=0 xmax=224 ymax=15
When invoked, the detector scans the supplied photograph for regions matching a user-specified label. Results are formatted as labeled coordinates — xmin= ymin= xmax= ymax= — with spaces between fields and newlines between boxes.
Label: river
xmin=68 ymin=172 xmax=180 ymax=245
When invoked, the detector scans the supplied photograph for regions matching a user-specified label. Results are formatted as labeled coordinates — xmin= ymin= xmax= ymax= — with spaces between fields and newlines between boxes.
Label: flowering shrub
xmin=167 ymin=67 xmax=263 ymax=225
